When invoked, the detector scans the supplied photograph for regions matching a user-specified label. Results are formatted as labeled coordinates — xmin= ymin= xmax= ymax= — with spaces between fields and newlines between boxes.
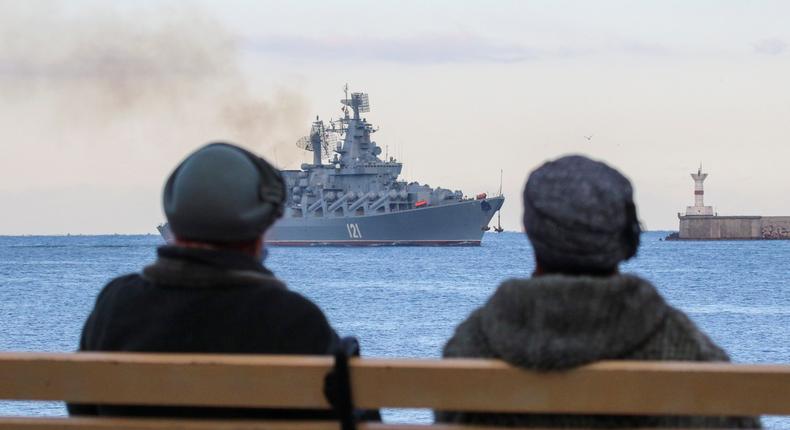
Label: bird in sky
xmin=584 ymin=135 xmax=593 ymax=141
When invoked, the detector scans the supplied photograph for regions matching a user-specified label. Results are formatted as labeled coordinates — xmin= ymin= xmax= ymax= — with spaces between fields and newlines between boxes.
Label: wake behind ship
xmin=159 ymin=88 xmax=504 ymax=246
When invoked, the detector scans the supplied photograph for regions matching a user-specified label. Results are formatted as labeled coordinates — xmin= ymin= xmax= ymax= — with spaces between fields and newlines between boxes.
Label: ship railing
xmin=0 ymin=352 xmax=786 ymax=429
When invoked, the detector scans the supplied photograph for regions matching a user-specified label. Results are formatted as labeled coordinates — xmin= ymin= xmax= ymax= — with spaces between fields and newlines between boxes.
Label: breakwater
xmin=671 ymin=216 xmax=790 ymax=240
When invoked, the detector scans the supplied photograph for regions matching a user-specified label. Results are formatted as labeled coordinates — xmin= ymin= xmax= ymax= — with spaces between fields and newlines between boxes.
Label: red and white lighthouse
xmin=685 ymin=165 xmax=714 ymax=216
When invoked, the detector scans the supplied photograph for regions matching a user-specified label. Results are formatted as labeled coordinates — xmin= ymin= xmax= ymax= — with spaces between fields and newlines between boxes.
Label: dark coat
xmin=67 ymin=245 xmax=339 ymax=419
xmin=436 ymin=274 xmax=761 ymax=428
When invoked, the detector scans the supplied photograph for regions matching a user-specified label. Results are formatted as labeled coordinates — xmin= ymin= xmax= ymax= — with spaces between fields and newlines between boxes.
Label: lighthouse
xmin=672 ymin=165 xmax=789 ymax=240
xmin=685 ymin=165 xmax=714 ymax=216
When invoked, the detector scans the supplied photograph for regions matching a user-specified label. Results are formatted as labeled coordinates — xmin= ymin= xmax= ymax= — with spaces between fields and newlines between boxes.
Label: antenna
xmin=295 ymin=118 xmax=336 ymax=164
xmin=341 ymin=90 xmax=370 ymax=119
xmin=295 ymin=136 xmax=312 ymax=151
xmin=342 ymin=84 xmax=350 ymax=119
xmin=352 ymin=93 xmax=370 ymax=113
xmin=324 ymin=132 xmax=340 ymax=154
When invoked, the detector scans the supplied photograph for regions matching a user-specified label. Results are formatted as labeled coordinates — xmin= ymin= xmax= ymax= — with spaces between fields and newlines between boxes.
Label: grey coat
xmin=436 ymin=274 xmax=760 ymax=428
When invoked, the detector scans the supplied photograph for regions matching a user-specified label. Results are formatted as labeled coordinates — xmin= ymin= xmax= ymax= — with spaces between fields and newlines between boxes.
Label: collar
xmin=157 ymin=245 xmax=268 ymax=272
xmin=141 ymin=246 xmax=280 ymax=288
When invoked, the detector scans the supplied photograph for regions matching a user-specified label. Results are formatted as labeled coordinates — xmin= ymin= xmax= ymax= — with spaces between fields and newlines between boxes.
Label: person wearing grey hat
xmin=522 ymin=155 xmax=641 ymax=275
xmin=162 ymin=142 xmax=286 ymax=245
xmin=68 ymin=143 xmax=349 ymax=420
xmin=436 ymin=155 xmax=759 ymax=428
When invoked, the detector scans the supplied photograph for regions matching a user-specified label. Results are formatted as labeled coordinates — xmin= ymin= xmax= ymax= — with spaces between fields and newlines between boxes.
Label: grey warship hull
xmin=266 ymin=196 xmax=504 ymax=246
xmin=158 ymin=196 xmax=503 ymax=246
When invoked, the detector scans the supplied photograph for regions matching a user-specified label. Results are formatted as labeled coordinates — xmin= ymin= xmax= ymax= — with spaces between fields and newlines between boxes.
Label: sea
xmin=0 ymin=232 xmax=788 ymax=427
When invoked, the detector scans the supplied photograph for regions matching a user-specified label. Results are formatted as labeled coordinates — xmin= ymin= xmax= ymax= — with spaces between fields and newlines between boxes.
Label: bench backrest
xmin=0 ymin=353 xmax=788 ymax=427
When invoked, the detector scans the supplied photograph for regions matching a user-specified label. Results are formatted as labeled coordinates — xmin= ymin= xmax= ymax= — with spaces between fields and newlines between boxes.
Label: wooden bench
xmin=0 ymin=352 xmax=788 ymax=429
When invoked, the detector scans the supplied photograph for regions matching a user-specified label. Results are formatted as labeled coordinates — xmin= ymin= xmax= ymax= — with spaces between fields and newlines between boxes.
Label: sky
xmin=1 ymin=0 xmax=789 ymax=234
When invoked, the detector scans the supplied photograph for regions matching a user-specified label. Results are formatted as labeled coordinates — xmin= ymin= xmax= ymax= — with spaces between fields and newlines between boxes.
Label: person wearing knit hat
xmin=437 ymin=155 xmax=760 ymax=428
xmin=68 ymin=142 xmax=354 ymax=420
xmin=523 ymin=155 xmax=641 ymax=275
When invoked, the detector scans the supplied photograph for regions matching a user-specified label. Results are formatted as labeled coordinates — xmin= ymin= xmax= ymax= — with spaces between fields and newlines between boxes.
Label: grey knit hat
xmin=163 ymin=142 xmax=285 ymax=243
xmin=523 ymin=155 xmax=640 ymax=273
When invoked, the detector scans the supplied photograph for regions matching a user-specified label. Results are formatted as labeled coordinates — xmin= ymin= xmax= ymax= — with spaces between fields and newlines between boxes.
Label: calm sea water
xmin=0 ymin=232 xmax=788 ymax=426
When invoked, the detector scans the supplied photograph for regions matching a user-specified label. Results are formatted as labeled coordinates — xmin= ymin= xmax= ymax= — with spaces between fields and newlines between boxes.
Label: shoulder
xmin=248 ymin=276 xmax=323 ymax=314
xmin=442 ymin=278 xmax=534 ymax=359
xmin=104 ymin=273 xmax=145 ymax=289
xmin=79 ymin=273 xmax=148 ymax=350
xmin=443 ymin=308 xmax=489 ymax=358
xmin=87 ymin=273 xmax=150 ymax=320
xmin=664 ymin=307 xmax=730 ymax=360
xmin=492 ymin=277 xmax=533 ymax=298
xmin=93 ymin=273 xmax=148 ymax=306
xmin=278 ymin=288 xmax=331 ymax=323
xmin=636 ymin=306 xmax=730 ymax=362
xmin=481 ymin=278 xmax=534 ymax=316
xmin=247 ymin=282 xmax=338 ymax=353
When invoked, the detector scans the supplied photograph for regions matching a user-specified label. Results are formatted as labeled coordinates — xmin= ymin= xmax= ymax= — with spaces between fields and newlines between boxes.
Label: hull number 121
xmin=346 ymin=223 xmax=362 ymax=239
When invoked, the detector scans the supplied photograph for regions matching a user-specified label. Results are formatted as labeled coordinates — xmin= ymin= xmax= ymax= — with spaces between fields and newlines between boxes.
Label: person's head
xmin=522 ymin=155 xmax=640 ymax=276
xmin=163 ymin=142 xmax=285 ymax=257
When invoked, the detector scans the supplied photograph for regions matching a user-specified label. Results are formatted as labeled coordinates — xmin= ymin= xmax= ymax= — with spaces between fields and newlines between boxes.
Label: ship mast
xmin=494 ymin=169 xmax=504 ymax=232
xmin=342 ymin=83 xmax=350 ymax=120
xmin=309 ymin=117 xmax=323 ymax=166
xmin=295 ymin=117 xmax=332 ymax=166
xmin=339 ymin=87 xmax=373 ymax=164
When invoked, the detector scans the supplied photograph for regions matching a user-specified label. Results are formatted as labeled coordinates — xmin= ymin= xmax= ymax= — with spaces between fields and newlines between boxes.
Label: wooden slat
xmin=0 ymin=353 xmax=788 ymax=416
xmin=0 ymin=419 xmax=761 ymax=430
xmin=351 ymin=359 xmax=790 ymax=415
xmin=0 ymin=353 xmax=332 ymax=409
xmin=0 ymin=417 xmax=341 ymax=430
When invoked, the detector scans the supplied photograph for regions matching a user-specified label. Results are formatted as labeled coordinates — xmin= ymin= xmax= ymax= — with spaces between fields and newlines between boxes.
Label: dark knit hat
xmin=523 ymin=155 xmax=640 ymax=272
xmin=163 ymin=142 xmax=285 ymax=243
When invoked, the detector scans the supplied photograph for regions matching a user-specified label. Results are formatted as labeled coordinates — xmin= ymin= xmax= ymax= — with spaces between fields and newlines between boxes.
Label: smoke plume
xmin=0 ymin=1 xmax=307 ymax=190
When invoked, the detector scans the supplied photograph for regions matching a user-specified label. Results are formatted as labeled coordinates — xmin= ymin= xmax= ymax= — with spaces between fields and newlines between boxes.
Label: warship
xmin=159 ymin=87 xmax=504 ymax=246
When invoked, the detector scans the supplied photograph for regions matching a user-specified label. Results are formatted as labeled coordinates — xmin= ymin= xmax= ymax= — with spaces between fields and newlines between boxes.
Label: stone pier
xmin=676 ymin=215 xmax=790 ymax=240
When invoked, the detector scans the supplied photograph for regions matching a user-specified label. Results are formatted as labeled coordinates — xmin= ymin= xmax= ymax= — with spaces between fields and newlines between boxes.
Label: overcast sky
xmin=1 ymin=0 xmax=789 ymax=234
